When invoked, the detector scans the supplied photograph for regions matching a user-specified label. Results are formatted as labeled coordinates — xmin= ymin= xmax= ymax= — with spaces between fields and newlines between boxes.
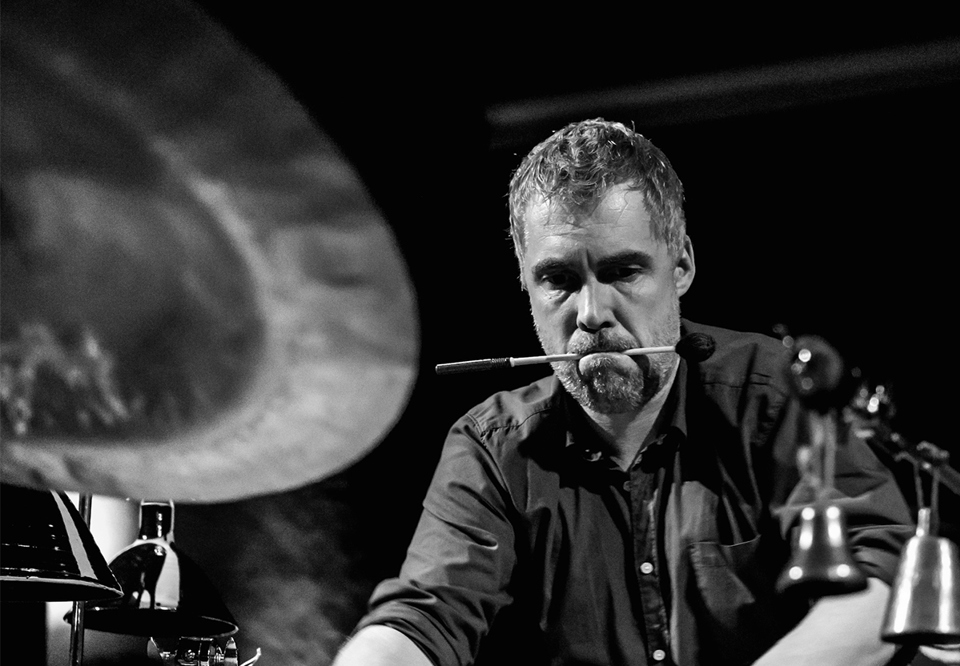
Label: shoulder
xmin=682 ymin=319 xmax=790 ymax=394
xmin=680 ymin=319 xmax=795 ymax=437
xmin=458 ymin=375 xmax=566 ymax=445
xmin=437 ymin=375 xmax=568 ymax=512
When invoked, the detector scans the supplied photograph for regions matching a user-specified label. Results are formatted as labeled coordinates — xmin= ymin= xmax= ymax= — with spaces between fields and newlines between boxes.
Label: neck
xmin=582 ymin=361 xmax=679 ymax=471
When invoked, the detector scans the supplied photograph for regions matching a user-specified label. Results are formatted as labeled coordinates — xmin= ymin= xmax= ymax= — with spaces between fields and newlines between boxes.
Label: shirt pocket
xmin=687 ymin=538 xmax=782 ymax=665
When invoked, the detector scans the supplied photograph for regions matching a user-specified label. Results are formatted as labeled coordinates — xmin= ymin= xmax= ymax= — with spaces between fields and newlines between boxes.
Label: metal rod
xmin=69 ymin=493 xmax=92 ymax=666
xmin=823 ymin=413 xmax=837 ymax=492
xmin=861 ymin=428 xmax=960 ymax=498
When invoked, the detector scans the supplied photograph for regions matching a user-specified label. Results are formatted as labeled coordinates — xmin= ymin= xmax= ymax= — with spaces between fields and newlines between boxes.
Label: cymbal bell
xmin=0 ymin=0 xmax=419 ymax=501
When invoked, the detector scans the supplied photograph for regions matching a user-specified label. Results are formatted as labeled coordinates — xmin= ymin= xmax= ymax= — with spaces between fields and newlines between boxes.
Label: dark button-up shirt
xmin=356 ymin=321 xmax=913 ymax=665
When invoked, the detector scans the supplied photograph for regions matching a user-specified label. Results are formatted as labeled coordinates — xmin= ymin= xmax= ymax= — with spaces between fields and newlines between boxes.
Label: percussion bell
xmin=881 ymin=508 xmax=960 ymax=644
xmin=776 ymin=501 xmax=869 ymax=597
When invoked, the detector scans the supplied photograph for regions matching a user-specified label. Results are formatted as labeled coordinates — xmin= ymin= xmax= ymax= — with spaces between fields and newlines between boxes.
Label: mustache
xmin=567 ymin=330 xmax=639 ymax=355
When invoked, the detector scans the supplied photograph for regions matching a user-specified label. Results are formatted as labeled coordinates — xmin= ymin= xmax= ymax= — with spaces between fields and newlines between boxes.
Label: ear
xmin=674 ymin=235 xmax=696 ymax=297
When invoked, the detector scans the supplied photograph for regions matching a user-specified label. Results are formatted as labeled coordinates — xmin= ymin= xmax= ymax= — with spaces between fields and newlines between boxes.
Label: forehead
xmin=522 ymin=185 xmax=660 ymax=260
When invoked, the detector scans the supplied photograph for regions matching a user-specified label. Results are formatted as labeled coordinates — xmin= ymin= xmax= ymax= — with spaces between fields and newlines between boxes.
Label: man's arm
xmin=331 ymin=625 xmax=433 ymax=666
xmin=752 ymin=578 xmax=896 ymax=666
xmin=331 ymin=410 xmax=520 ymax=666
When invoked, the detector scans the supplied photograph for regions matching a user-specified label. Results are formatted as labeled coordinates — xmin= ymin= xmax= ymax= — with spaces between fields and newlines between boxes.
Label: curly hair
xmin=507 ymin=118 xmax=686 ymax=271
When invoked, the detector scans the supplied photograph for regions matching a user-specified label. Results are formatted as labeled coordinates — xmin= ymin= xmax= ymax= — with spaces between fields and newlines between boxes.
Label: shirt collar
xmin=560 ymin=358 xmax=690 ymax=463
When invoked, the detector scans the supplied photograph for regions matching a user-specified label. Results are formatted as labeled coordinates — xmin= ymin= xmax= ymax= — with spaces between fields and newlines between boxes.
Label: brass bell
xmin=776 ymin=501 xmax=869 ymax=597
xmin=881 ymin=508 xmax=960 ymax=644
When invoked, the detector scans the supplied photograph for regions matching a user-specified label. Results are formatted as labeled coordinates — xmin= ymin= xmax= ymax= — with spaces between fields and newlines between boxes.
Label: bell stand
xmin=775 ymin=330 xmax=960 ymax=498
xmin=805 ymin=409 xmax=838 ymax=497
xmin=852 ymin=408 xmax=960 ymax=501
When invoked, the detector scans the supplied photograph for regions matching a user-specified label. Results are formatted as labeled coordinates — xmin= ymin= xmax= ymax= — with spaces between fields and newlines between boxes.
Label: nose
xmin=576 ymin=279 xmax=615 ymax=333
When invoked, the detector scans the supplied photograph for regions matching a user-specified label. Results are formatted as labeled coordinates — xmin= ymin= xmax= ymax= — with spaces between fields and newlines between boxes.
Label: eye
xmin=598 ymin=265 xmax=641 ymax=283
xmin=540 ymin=271 xmax=580 ymax=292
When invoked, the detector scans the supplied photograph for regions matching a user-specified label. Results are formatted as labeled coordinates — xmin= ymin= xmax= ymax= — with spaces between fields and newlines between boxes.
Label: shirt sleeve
xmin=355 ymin=414 xmax=519 ymax=666
xmin=770 ymin=397 xmax=915 ymax=586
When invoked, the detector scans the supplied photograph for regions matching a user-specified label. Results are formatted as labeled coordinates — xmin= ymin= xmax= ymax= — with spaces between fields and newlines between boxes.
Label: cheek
xmin=529 ymin=302 xmax=552 ymax=332
xmin=529 ymin=297 xmax=572 ymax=336
xmin=532 ymin=294 xmax=574 ymax=322
xmin=635 ymin=278 xmax=678 ymax=309
xmin=528 ymin=290 xmax=554 ymax=317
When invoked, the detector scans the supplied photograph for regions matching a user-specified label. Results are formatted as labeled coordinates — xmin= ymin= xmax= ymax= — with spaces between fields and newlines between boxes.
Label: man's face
xmin=521 ymin=183 xmax=695 ymax=414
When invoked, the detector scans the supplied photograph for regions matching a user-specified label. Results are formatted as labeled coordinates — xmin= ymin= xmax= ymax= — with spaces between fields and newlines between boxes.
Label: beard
xmin=535 ymin=301 xmax=681 ymax=414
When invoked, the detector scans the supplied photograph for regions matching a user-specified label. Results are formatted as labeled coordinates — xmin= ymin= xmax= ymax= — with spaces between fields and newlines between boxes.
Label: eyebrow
xmin=596 ymin=250 xmax=655 ymax=270
xmin=529 ymin=257 xmax=570 ymax=277
xmin=530 ymin=250 xmax=655 ymax=278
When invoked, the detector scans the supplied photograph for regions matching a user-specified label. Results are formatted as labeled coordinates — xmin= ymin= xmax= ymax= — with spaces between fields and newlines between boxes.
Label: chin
xmin=558 ymin=364 xmax=654 ymax=414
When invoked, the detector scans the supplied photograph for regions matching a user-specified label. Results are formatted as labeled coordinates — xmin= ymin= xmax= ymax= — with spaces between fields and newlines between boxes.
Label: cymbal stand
xmin=68 ymin=493 xmax=93 ymax=666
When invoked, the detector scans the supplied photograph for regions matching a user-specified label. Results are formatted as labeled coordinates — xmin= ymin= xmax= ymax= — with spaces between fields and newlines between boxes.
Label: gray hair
xmin=508 ymin=118 xmax=686 ymax=272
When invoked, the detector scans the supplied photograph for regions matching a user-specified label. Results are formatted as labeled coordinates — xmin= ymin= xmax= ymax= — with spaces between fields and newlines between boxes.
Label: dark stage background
xmin=4 ymin=6 xmax=960 ymax=664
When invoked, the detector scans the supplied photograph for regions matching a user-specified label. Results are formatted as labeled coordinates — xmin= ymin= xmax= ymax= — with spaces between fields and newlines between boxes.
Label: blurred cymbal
xmin=0 ymin=0 xmax=419 ymax=501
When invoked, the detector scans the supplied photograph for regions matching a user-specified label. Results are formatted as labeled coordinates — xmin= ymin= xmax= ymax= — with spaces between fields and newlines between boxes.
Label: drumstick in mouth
xmin=435 ymin=333 xmax=716 ymax=375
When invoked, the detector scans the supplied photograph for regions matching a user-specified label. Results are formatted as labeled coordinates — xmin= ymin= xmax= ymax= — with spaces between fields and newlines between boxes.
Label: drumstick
xmin=435 ymin=333 xmax=715 ymax=375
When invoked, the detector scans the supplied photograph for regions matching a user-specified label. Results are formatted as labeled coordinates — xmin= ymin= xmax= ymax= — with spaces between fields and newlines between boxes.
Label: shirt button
xmin=622 ymin=480 xmax=630 ymax=492
xmin=640 ymin=561 xmax=654 ymax=575
xmin=652 ymin=649 xmax=666 ymax=661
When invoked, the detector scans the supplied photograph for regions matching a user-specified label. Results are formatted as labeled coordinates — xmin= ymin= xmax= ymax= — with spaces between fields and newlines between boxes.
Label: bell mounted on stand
xmin=776 ymin=334 xmax=868 ymax=597
xmin=882 ymin=507 xmax=960 ymax=644
xmin=776 ymin=499 xmax=869 ymax=598
xmin=881 ymin=463 xmax=960 ymax=646
xmin=848 ymin=381 xmax=960 ymax=649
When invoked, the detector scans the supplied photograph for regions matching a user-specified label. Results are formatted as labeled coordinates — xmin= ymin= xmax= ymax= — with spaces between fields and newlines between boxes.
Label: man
xmin=333 ymin=119 xmax=914 ymax=665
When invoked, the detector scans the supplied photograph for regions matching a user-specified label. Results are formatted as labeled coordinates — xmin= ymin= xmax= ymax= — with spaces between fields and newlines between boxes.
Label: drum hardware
xmin=67 ymin=499 xmax=260 ymax=664
xmin=77 ymin=500 xmax=239 ymax=638
xmin=0 ymin=486 xmax=122 ymax=666
xmin=0 ymin=485 xmax=121 ymax=602
xmin=149 ymin=635 xmax=261 ymax=665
